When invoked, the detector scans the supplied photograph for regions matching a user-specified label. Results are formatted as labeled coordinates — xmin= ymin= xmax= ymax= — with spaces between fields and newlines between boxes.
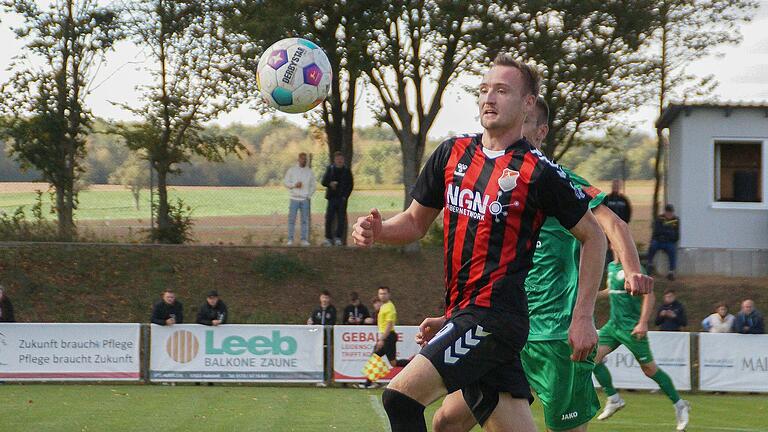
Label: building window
xmin=714 ymin=141 xmax=762 ymax=203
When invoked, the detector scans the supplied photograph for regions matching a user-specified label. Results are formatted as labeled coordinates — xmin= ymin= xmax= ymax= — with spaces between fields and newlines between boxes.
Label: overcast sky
xmin=1 ymin=1 xmax=767 ymax=140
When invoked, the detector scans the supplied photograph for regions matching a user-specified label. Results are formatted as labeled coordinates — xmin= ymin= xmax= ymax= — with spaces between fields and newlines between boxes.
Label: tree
xmin=225 ymin=0 xmax=387 ymax=166
xmin=365 ymin=1 xmax=504 ymax=209
xmin=0 ymin=0 xmax=121 ymax=239
xmin=650 ymin=0 xmax=758 ymax=217
xmin=480 ymin=1 xmax=659 ymax=160
xmin=115 ymin=0 xmax=255 ymax=242
xmin=108 ymin=153 xmax=150 ymax=210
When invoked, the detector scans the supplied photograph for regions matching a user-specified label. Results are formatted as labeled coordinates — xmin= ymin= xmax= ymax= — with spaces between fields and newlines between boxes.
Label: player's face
xmin=716 ymin=305 xmax=728 ymax=317
xmin=742 ymin=301 xmax=754 ymax=314
xmin=298 ymin=153 xmax=307 ymax=167
xmin=478 ymin=66 xmax=534 ymax=132
xmin=207 ymin=296 xmax=218 ymax=307
xmin=377 ymin=289 xmax=390 ymax=303
xmin=522 ymin=111 xmax=548 ymax=149
xmin=333 ymin=155 xmax=345 ymax=167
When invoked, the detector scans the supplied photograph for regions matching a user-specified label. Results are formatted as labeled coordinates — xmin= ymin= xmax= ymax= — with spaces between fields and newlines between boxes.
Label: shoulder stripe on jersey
xmin=584 ymin=185 xmax=602 ymax=199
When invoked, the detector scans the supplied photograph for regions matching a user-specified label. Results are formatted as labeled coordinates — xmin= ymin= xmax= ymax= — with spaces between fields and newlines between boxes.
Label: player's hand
xmin=631 ymin=322 xmax=648 ymax=339
xmin=568 ymin=316 xmax=597 ymax=362
xmin=416 ymin=316 xmax=446 ymax=346
xmin=352 ymin=208 xmax=382 ymax=247
xmin=625 ymin=272 xmax=653 ymax=296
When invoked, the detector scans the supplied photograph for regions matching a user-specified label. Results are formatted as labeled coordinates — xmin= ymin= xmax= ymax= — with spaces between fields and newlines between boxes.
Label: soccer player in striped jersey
xmin=353 ymin=54 xmax=613 ymax=432
xmin=430 ymin=98 xmax=653 ymax=432
xmin=593 ymin=242 xmax=690 ymax=430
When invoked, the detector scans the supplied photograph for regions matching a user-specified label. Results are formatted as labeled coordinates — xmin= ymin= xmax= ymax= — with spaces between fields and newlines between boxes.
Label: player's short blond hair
xmin=492 ymin=53 xmax=541 ymax=97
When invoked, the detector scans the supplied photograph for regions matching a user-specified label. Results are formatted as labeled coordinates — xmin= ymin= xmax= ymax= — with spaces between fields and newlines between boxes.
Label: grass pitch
xmin=0 ymin=385 xmax=765 ymax=432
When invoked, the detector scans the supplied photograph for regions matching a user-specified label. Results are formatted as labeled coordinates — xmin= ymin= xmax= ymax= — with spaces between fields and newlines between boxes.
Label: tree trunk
xmin=400 ymin=132 xmax=422 ymax=253
xmin=652 ymin=128 xmax=664 ymax=220
xmin=155 ymin=167 xmax=171 ymax=242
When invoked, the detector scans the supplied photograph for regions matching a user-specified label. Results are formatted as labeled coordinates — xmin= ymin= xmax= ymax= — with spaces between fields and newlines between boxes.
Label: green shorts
xmin=521 ymin=340 xmax=600 ymax=431
xmin=598 ymin=321 xmax=654 ymax=364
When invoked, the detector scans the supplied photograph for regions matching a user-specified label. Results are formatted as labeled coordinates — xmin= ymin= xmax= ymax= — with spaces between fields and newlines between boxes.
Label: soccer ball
xmin=257 ymin=38 xmax=332 ymax=113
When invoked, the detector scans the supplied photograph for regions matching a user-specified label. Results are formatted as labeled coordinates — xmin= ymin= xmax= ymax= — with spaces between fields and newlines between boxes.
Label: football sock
xmin=593 ymin=362 xmax=618 ymax=397
xmin=651 ymin=369 xmax=680 ymax=403
xmin=382 ymin=388 xmax=427 ymax=432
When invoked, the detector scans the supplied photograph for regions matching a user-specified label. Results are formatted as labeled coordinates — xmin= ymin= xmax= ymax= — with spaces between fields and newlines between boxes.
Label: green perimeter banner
xmin=149 ymin=324 xmax=324 ymax=382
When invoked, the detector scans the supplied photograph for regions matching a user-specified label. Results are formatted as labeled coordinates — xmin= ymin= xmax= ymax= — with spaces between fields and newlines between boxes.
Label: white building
xmin=656 ymin=102 xmax=768 ymax=276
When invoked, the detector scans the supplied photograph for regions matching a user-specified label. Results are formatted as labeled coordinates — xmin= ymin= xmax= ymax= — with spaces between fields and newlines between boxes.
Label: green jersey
xmin=526 ymin=168 xmax=606 ymax=341
xmin=606 ymin=261 xmax=644 ymax=330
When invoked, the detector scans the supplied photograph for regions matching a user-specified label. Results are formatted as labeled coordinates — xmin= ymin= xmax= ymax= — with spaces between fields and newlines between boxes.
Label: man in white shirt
xmin=284 ymin=152 xmax=316 ymax=246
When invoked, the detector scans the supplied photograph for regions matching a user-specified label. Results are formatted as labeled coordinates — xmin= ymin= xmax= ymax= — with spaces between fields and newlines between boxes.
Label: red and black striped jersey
xmin=411 ymin=134 xmax=590 ymax=318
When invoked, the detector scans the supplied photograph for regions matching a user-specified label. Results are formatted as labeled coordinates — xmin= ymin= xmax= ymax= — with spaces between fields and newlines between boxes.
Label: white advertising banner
xmin=699 ymin=333 xmax=768 ymax=393
xmin=150 ymin=324 xmax=324 ymax=382
xmin=594 ymin=331 xmax=691 ymax=391
xmin=333 ymin=325 xmax=421 ymax=382
xmin=0 ymin=323 xmax=141 ymax=381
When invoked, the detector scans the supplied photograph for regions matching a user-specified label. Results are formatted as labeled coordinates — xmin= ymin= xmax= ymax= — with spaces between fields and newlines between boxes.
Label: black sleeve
xmin=625 ymin=198 xmax=632 ymax=222
xmin=536 ymin=162 xmax=590 ymax=230
xmin=410 ymin=139 xmax=453 ymax=209
xmin=342 ymin=306 xmax=352 ymax=324
xmin=329 ymin=306 xmax=337 ymax=325
xmin=678 ymin=305 xmax=687 ymax=328
xmin=220 ymin=302 xmax=228 ymax=324
xmin=196 ymin=305 xmax=212 ymax=326
xmin=176 ymin=302 xmax=184 ymax=324
xmin=754 ymin=315 xmax=765 ymax=334
xmin=361 ymin=305 xmax=371 ymax=320
xmin=345 ymin=169 xmax=354 ymax=198
xmin=310 ymin=308 xmax=319 ymax=325
xmin=321 ymin=166 xmax=331 ymax=187
xmin=5 ymin=300 xmax=14 ymax=322
xmin=150 ymin=303 xmax=166 ymax=325
xmin=654 ymin=306 xmax=664 ymax=326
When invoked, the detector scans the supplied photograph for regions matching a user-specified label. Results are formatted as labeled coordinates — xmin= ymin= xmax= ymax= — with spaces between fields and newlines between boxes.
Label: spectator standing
xmin=196 ymin=290 xmax=228 ymax=326
xmin=307 ymin=290 xmax=337 ymax=325
xmin=284 ymin=152 xmax=316 ymax=246
xmin=733 ymin=299 xmax=765 ymax=334
xmin=604 ymin=179 xmax=632 ymax=223
xmin=343 ymin=291 xmax=370 ymax=325
xmin=701 ymin=302 xmax=734 ymax=333
xmin=654 ymin=289 xmax=687 ymax=331
xmin=321 ymin=151 xmax=353 ymax=246
xmin=0 ymin=285 xmax=15 ymax=322
xmin=647 ymin=204 xmax=680 ymax=280
xmin=151 ymin=289 xmax=183 ymax=326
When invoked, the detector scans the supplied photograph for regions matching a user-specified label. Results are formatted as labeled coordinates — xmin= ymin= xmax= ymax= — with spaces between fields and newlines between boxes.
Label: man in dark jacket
xmin=647 ymin=204 xmax=680 ymax=280
xmin=655 ymin=289 xmax=687 ymax=331
xmin=733 ymin=299 xmax=765 ymax=334
xmin=151 ymin=289 xmax=183 ymax=326
xmin=0 ymin=285 xmax=15 ymax=322
xmin=196 ymin=290 xmax=228 ymax=326
xmin=321 ymin=151 xmax=354 ymax=246
xmin=342 ymin=291 xmax=370 ymax=325
xmin=604 ymin=179 xmax=632 ymax=223
xmin=307 ymin=290 xmax=337 ymax=325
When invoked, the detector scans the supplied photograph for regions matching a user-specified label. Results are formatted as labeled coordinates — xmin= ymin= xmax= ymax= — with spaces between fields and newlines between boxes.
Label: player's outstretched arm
xmin=352 ymin=201 xmax=441 ymax=247
xmin=568 ymin=210 xmax=607 ymax=361
xmin=593 ymin=205 xmax=653 ymax=296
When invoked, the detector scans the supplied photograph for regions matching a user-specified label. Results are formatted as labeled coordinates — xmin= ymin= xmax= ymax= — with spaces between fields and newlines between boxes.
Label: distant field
xmin=0 ymin=385 xmax=765 ymax=432
xmin=0 ymin=180 xmax=657 ymax=244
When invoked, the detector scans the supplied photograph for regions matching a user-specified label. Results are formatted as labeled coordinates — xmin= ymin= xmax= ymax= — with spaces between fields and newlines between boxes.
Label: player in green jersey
xmin=593 ymin=243 xmax=691 ymax=431
xmin=425 ymin=97 xmax=653 ymax=432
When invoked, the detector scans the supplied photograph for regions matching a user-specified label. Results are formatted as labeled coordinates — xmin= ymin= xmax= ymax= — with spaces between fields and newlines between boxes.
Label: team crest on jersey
xmin=497 ymin=168 xmax=519 ymax=192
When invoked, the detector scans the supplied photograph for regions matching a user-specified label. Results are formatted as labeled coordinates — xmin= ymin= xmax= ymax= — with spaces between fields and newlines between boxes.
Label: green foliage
xmin=0 ymin=0 xmax=123 ymax=240
xmin=150 ymin=198 xmax=194 ymax=244
xmin=108 ymin=153 xmax=150 ymax=210
xmin=559 ymin=129 xmax=657 ymax=181
xmin=0 ymin=191 xmax=59 ymax=241
xmin=251 ymin=252 xmax=312 ymax=282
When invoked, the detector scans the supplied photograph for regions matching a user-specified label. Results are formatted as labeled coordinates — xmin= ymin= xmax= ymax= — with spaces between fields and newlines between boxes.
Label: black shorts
xmin=375 ymin=331 xmax=397 ymax=362
xmin=420 ymin=307 xmax=532 ymax=423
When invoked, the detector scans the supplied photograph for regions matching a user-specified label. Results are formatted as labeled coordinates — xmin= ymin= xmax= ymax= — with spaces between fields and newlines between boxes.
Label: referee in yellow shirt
xmin=359 ymin=286 xmax=406 ymax=388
